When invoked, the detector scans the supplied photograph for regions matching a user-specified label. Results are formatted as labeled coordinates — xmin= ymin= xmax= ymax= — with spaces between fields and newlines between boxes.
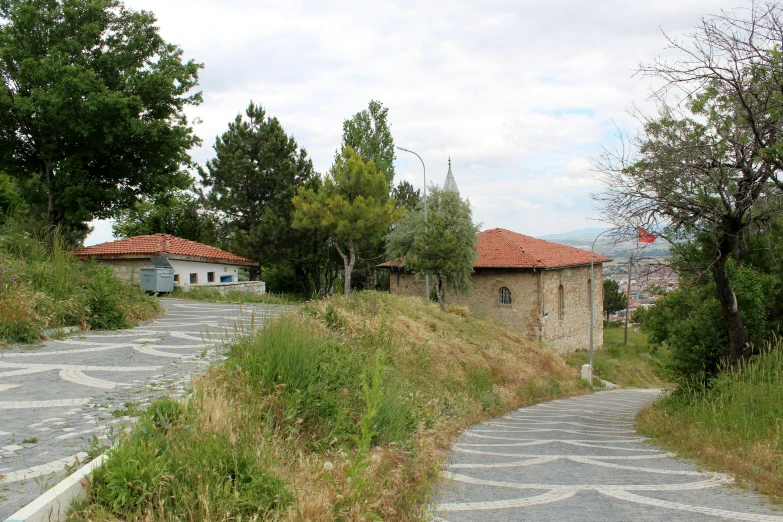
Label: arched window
xmin=558 ymin=284 xmax=565 ymax=320
xmin=498 ymin=287 xmax=512 ymax=305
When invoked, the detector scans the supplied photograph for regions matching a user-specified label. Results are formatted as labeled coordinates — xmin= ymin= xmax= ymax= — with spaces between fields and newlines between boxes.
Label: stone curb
xmin=3 ymin=455 xmax=106 ymax=522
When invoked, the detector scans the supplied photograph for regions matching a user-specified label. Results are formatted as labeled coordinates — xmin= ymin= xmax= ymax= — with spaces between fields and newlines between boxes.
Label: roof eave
xmin=74 ymin=252 xmax=258 ymax=267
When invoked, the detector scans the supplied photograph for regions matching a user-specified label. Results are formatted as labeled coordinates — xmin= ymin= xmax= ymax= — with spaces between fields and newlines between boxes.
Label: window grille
xmin=498 ymin=287 xmax=512 ymax=305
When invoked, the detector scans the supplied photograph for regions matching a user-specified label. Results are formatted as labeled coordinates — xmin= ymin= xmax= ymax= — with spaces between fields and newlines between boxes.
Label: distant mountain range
xmin=537 ymin=227 xmax=669 ymax=260
xmin=539 ymin=227 xmax=609 ymax=240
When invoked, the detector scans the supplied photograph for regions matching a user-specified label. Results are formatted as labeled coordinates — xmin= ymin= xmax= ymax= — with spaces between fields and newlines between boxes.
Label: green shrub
xmin=172 ymin=286 xmax=301 ymax=305
xmin=638 ymin=336 xmax=783 ymax=499
xmin=90 ymin=397 xmax=293 ymax=519
xmin=0 ymin=219 xmax=160 ymax=343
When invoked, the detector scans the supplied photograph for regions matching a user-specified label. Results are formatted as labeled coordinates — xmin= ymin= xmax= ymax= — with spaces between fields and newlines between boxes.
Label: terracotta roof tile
xmin=476 ymin=228 xmax=612 ymax=268
xmin=379 ymin=228 xmax=611 ymax=269
xmin=73 ymin=234 xmax=257 ymax=265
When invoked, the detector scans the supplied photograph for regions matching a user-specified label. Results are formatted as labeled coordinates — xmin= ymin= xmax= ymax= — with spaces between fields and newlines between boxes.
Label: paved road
xmin=434 ymin=389 xmax=783 ymax=522
xmin=0 ymin=299 xmax=293 ymax=519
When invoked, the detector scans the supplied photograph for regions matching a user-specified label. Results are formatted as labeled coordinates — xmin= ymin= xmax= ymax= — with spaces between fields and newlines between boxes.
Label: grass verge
xmin=0 ymin=223 xmax=160 ymax=344
xmin=637 ymin=336 xmax=783 ymax=502
xmin=171 ymin=286 xmax=303 ymax=306
xmin=563 ymin=327 xmax=668 ymax=388
xmin=72 ymin=292 xmax=588 ymax=521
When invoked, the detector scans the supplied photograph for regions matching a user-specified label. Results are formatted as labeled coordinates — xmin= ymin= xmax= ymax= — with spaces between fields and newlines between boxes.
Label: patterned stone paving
xmin=433 ymin=389 xmax=783 ymax=522
xmin=0 ymin=299 xmax=294 ymax=519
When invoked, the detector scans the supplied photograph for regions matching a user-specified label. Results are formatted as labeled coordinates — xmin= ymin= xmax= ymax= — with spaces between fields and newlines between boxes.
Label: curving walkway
xmin=0 ymin=299 xmax=294 ymax=519
xmin=433 ymin=389 xmax=783 ymax=522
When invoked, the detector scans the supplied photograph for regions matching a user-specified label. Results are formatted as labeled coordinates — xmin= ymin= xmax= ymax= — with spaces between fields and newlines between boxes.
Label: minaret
xmin=443 ymin=157 xmax=459 ymax=196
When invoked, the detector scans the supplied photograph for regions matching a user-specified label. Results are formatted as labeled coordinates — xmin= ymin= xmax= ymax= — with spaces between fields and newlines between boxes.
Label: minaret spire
xmin=443 ymin=157 xmax=459 ymax=195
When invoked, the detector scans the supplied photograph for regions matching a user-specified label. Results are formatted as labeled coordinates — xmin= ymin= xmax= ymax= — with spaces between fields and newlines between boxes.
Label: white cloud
xmin=85 ymin=0 xmax=742 ymax=244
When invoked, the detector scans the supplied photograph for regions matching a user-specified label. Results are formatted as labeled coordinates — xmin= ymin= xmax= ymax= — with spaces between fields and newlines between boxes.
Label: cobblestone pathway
xmin=433 ymin=389 xmax=783 ymax=522
xmin=0 ymin=299 xmax=293 ymax=519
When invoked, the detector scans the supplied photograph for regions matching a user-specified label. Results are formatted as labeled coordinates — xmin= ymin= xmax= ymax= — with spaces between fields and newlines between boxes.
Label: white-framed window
xmin=498 ymin=287 xmax=512 ymax=305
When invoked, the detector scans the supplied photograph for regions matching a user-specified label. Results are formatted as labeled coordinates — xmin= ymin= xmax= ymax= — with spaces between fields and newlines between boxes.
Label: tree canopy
xmin=293 ymin=147 xmax=403 ymax=295
xmin=112 ymin=190 xmax=217 ymax=244
xmin=0 ymin=0 xmax=203 ymax=239
xmin=200 ymin=102 xmax=324 ymax=295
xmin=339 ymin=100 xmax=396 ymax=185
xmin=391 ymin=180 xmax=421 ymax=212
xmin=603 ymin=279 xmax=628 ymax=321
xmin=594 ymin=4 xmax=783 ymax=370
xmin=386 ymin=186 xmax=478 ymax=311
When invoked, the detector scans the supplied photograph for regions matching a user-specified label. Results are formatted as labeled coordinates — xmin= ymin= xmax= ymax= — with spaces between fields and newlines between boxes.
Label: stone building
xmin=380 ymin=161 xmax=611 ymax=353
xmin=73 ymin=234 xmax=263 ymax=292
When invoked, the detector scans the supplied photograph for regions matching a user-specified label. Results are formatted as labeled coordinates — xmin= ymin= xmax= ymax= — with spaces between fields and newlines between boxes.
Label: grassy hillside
xmin=563 ymin=327 xmax=668 ymax=388
xmin=637 ymin=337 xmax=783 ymax=502
xmin=73 ymin=292 xmax=587 ymax=521
xmin=0 ymin=225 xmax=160 ymax=344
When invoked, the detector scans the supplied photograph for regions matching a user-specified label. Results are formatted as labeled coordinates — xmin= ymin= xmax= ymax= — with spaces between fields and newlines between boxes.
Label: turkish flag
xmin=638 ymin=228 xmax=656 ymax=243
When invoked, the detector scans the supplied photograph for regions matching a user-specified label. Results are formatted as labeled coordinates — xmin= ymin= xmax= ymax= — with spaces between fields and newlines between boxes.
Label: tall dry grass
xmin=73 ymin=292 xmax=587 ymax=521
xmin=637 ymin=336 xmax=783 ymax=502
xmin=0 ymin=219 xmax=160 ymax=343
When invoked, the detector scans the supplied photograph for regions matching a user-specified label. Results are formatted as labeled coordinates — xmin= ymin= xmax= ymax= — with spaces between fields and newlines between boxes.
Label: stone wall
xmin=389 ymin=264 xmax=604 ymax=353
xmin=181 ymin=281 xmax=266 ymax=295
xmin=95 ymin=258 xmax=151 ymax=284
xmin=538 ymin=265 xmax=604 ymax=353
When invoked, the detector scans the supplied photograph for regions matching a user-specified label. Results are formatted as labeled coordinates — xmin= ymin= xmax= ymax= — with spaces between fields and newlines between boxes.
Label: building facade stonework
xmin=384 ymin=228 xmax=610 ymax=353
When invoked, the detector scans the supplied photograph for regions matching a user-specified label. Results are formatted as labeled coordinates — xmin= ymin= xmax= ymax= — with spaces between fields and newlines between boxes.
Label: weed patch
xmin=637 ymin=336 xmax=783 ymax=502
xmin=172 ymin=286 xmax=302 ymax=305
xmin=0 ymin=220 xmax=160 ymax=344
xmin=74 ymin=292 xmax=587 ymax=521
xmin=563 ymin=328 xmax=668 ymax=388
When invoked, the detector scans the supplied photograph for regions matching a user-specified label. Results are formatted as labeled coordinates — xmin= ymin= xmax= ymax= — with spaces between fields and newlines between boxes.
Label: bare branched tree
xmin=593 ymin=2 xmax=783 ymax=369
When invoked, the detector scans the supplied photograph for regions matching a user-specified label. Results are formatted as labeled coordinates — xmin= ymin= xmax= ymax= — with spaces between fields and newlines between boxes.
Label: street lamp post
xmin=586 ymin=228 xmax=615 ymax=384
xmin=396 ymin=146 xmax=429 ymax=302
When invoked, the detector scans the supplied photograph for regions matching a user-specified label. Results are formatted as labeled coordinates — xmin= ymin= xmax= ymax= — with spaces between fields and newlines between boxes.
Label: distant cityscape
xmin=539 ymin=227 xmax=679 ymax=320
xmin=603 ymin=260 xmax=678 ymax=320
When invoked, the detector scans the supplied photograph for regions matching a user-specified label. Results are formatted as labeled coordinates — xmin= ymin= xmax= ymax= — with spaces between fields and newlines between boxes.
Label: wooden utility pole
xmin=624 ymin=256 xmax=632 ymax=345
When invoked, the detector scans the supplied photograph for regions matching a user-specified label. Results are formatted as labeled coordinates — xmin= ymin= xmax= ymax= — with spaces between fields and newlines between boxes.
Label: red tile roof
xmin=73 ymin=234 xmax=257 ymax=266
xmin=379 ymin=228 xmax=611 ymax=269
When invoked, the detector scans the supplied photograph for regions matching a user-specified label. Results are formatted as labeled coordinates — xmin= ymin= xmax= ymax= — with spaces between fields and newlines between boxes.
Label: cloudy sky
xmin=86 ymin=0 xmax=743 ymax=245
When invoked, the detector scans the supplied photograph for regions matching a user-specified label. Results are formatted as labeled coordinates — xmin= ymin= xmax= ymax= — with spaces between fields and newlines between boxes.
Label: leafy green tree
xmin=0 ymin=0 xmax=203 ymax=239
xmin=339 ymin=100 xmax=395 ymax=185
xmin=0 ymin=171 xmax=24 ymax=217
xmin=391 ymin=181 xmax=421 ymax=211
xmin=603 ymin=279 xmax=628 ymax=321
xmin=643 ymin=221 xmax=783 ymax=383
xmin=293 ymin=147 xmax=403 ymax=295
xmin=112 ymin=190 xmax=217 ymax=243
xmin=386 ymin=186 xmax=479 ymax=311
xmin=594 ymin=5 xmax=783 ymax=370
xmin=338 ymin=100 xmax=398 ymax=291
xmin=201 ymin=102 xmax=326 ymax=296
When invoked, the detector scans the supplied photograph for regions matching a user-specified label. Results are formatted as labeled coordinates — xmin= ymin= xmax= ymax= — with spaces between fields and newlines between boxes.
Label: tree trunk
xmin=294 ymin=264 xmax=313 ymax=299
xmin=435 ymin=273 xmax=446 ymax=312
xmin=334 ymin=236 xmax=356 ymax=296
xmin=712 ymin=250 xmax=751 ymax=370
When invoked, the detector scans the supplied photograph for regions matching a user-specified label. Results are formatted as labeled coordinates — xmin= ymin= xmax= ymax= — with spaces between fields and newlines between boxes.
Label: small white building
xmin=73 ymin=234 xmax=263 ymax=292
